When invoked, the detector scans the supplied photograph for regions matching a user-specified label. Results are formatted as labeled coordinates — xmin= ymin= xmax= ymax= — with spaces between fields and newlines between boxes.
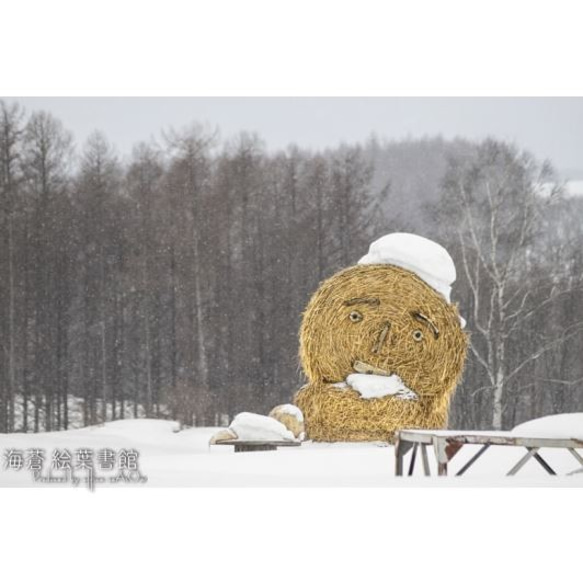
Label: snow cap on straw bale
xmin=358 ymin=232 xmax=457 ymax=303
xmin=295 ymin=233 xmax=468 ymax=442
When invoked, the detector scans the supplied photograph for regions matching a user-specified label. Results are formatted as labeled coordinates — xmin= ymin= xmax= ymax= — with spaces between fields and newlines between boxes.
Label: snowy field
xmin=1 ymin=416 xmax=582 ymax=488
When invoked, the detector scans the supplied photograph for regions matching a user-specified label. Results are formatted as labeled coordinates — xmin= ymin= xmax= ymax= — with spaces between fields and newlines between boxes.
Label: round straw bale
xmin=269 ymin=404 xmax=305 ymax=439
xmin=295 ymin=264 xmax=467 ymax=442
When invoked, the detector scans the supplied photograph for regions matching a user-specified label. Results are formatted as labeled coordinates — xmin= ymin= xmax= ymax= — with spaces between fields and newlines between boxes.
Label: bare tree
xmin=3 ymin=99 xmax=583 ymax=436
xmin=0 ymin=100 xmax=25 ymax=432
xmin=21 ymin=111 xmax=73 ymax=431
xmin=76 ymin=131 xmax=123 ymax=425
xmin=164 ymin=124 xmax=217 ymax=424
xmin=438 ymin=139 xmax=580 ymax=429
xmin=126 ymin=142 xmax=166 ymax=417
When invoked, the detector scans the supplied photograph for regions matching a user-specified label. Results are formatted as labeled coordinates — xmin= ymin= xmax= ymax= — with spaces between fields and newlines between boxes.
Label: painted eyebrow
xmin=412 ymin=311 xmax=439 ymax=339
xmin=344 ymin=297 xmax=381 ymax=307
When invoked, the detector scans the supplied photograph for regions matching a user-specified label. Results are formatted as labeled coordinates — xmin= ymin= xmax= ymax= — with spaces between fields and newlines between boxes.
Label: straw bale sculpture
xmin=212 ymin=233 xmax=467 ymax=444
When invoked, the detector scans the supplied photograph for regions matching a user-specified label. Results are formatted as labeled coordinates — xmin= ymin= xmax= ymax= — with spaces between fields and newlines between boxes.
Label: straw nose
xmin=371 ymin=321 xmax=391 ymax=355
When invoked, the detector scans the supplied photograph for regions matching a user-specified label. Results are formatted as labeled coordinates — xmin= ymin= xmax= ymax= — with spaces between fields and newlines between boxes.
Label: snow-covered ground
xmin=1 ymin=416 xmax=582 ymax=488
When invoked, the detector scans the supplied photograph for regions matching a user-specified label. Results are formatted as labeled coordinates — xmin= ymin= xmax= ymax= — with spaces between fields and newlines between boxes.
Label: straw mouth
xmin=353 ymin=360 xmax=391 ymax=376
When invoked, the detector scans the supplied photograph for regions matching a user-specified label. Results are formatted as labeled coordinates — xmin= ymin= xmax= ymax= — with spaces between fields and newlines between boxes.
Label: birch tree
xmin=164 ymin=125 xmax=217 ymax=424
xmin=439 ymin=139 xmax=579 ymax=429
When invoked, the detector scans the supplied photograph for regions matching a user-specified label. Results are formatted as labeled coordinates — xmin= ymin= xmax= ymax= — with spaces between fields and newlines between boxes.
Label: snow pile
xmin=511 ymin=413 xmax=583 ymax=440
xmin=230 ymin=412 xmax=297 ymax=442
xmin=345 ymin=373 xmax=418 ymax=400
xmin=358 ymin=233 xmax=457 ymax=303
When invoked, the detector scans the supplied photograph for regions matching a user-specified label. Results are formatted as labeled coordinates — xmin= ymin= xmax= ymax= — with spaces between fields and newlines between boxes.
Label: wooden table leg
xmin=395 ymin=439 xmax=413 ymax=476
xmin=408 ymin=443 xmax=419 ymax=476
xmin=532 ymin=452 xmax=556 ymax=475
xmin=421 ymin=444 xmax=430 ymax=476
xmin=234 ymin=444 xmax=277 ymax=452
xmin=456 ymin=444 xmax=490 ymax=476
xmin=507 ymin=447 xmax=539 ymax=476
xmin=434 ymin=438 xmax=448 ymax=476
xmin=568 ymin=448 xmax=583 ymax=468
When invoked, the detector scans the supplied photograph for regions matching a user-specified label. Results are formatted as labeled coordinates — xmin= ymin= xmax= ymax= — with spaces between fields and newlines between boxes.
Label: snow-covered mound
xmin=512 ymin=413 xmax=583 ymax=440
xmin=345 ymin=373 xmax=418 ymax=400
xmin=358 ymin=232 xmax=456 ymax=303
xmin=230 ymin=412 xmax=297 ymax=442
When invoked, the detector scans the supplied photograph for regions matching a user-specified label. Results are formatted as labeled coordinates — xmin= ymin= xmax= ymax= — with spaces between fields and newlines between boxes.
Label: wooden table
xmin=394 ymin=429 xmax=583 ymax=477
xmin=213 ymin=440 xmax=302 ymax=453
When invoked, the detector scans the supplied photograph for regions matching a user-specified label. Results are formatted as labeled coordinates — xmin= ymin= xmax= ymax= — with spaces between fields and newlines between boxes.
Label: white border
xmin=0 ymin=488 xmax=581 ymax=581
xmin=1 ymin=2 xmax=581 ymax=579
xmin=2 ymin=1 xmax=583 ymax=95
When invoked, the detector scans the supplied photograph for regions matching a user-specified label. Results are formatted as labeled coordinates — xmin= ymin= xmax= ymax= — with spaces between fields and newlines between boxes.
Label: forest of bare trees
xmin=1 ymin=99 xmax=582 ymax=433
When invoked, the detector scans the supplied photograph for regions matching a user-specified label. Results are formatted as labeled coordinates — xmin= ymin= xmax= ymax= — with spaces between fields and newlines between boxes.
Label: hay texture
xmin=209 ymin=428 xmax=238 ymax=444
xmin=294 ymin=264 xmax=467 ymax=442
xmin=269 ymin=404 xmax=305 ymax=439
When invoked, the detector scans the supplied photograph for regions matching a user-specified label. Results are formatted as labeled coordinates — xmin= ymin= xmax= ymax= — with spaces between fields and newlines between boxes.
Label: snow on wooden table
xmin=395 ymin=426 xmax=583 ymax=477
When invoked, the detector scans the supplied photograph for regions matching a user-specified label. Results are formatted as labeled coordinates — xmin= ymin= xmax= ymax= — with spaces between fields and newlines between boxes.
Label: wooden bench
xmin=213 ymin=440 xmax=302 ymax=453
xmin=394 ymin=429 xmax=583 ymax=477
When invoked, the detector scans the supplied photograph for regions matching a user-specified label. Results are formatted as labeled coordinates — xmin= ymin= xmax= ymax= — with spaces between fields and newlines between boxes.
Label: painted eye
xmin=349 ymin=310 xmax=363 ymax=323
xmin=412 ymin=330 xmax=423 ymax=342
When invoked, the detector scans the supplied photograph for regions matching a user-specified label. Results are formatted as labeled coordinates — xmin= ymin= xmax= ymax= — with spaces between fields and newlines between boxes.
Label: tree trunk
xmin=7 ymin=218 xmax=15 ymax=431
xmin=101 ymin=319 xmax=107 ymax=423
xmin=492 ymin=367 xmax=504 ymax=430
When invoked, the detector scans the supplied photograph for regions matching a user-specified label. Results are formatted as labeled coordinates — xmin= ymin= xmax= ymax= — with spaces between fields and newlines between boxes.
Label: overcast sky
xmin=8 ymin=97 xmax=583 ymax=177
